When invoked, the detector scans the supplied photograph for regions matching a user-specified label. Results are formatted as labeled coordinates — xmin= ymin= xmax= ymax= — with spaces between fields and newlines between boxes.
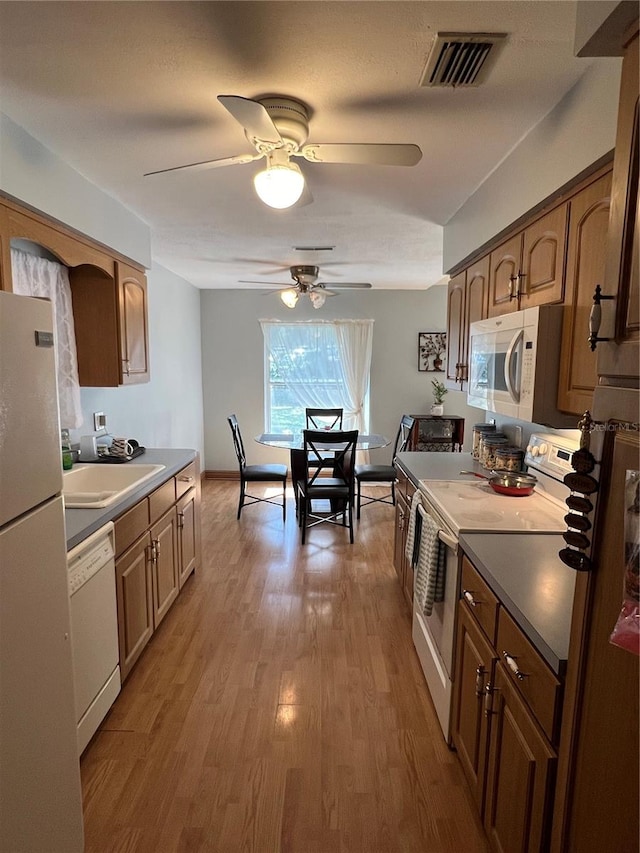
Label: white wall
xmin=0 ymin=113 xmax=150 ymax=267
xmin=78 ymin=263 xmax=204 ymax=458
xmin=200 ymin=287 xmax=485 ymax=472
xmin=443 ymin=59 xmax=622 ymax=270
xmin=1 ymin=113 xmax=204 ymax=459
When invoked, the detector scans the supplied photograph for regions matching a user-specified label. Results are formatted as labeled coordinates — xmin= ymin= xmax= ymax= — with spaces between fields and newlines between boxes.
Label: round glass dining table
xmin=255 ymin=432 xmax=390 ymax=450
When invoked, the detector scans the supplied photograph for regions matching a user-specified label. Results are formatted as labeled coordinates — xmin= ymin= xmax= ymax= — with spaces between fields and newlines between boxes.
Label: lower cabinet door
xmin=116 ymin=533 xmax=153 ymax=681
xmin=484 ymin=664 xmax=556 ymax=853
xmin=451 ymin=603 xmax=496 ymax=812
xmin=150 ymin=509 xmax=179 ymax=628
xmin=177 ymin=488 xmax=198 ymax=588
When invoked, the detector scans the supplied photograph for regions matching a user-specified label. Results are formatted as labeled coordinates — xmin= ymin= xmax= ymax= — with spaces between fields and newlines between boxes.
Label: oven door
xmin=411 ymin=506 xmax=460 ymax=743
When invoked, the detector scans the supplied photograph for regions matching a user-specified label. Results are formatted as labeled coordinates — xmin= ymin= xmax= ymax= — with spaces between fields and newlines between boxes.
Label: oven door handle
xmin=438 ymin=529 xmax=458 ymax=552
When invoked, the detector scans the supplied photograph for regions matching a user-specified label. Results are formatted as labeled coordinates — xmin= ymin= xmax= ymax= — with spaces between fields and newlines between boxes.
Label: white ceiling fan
xmin=144 ymin=94 xmax=422 ymax=209
xmin=240 ymin=265 xmax=372 ymax=308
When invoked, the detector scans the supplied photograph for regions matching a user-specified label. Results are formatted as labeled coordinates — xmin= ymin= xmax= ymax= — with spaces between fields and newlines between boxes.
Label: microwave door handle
xmin=504 ymin=329 xmax=523 ymax=403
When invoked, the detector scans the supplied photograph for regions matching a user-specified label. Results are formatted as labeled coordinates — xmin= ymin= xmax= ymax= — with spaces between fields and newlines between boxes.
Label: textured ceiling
xmin=0 ymin=1 xmax=594 ymax=290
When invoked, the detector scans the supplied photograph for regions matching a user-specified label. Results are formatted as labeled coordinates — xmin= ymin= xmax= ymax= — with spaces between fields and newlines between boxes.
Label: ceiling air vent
xmin=420 ymin=33 xmax=507 ymax=88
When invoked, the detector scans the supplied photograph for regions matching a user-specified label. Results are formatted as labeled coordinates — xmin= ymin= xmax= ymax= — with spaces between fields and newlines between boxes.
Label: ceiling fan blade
xmin=318 ymin=282 xmax=372 ymax=289
xmin=238 ymin=280 xmax=291 ymax=287
xmin=298 ymin=143 xmax=422 ymax=167
xmin=217 ymin=95 xmax=283 ymax=146
xmin=144 ymin=152 xmax=261 ymax=177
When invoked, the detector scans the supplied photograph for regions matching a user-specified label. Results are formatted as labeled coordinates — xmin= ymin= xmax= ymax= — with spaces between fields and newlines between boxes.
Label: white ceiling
xmin=0 ymin=1 xmax=595 ymax=290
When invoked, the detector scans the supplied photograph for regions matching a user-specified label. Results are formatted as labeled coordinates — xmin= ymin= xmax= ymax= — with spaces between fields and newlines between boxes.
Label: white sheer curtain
xmin=333 ymin=319 xmax=374 ymax=435
xmin=260 ymin=318 xmax=374 ymax=433
xmin=11 ymin=248 xmax=83 ymax=428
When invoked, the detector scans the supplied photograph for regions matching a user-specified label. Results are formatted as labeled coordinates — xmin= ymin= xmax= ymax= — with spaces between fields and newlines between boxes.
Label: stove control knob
xmin=538 ymin=442 xmax=548 ymax=456
xmin=526 ymin=444 xmax=533 ymax=454
xmin=531 ymin=446 xmax=540 ymax=457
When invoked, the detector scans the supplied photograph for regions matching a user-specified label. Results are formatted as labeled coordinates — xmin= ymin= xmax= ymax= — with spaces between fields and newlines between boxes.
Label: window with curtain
xmin=260 ymin=319 xmax=374 ymax=434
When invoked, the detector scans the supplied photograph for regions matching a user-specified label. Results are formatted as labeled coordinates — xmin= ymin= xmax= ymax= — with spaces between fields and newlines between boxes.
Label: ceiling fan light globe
xmin=280 ymin=288 xmax=299 ymax=308
xmin=309 ymin=291 xmax=326 ymax=309
xmin=253 ymin=162 xmax=305 ymax=209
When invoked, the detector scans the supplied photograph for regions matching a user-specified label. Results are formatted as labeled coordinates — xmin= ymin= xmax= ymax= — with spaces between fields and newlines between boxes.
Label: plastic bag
xmin=609 ymin=470 xmax=640 ymax=656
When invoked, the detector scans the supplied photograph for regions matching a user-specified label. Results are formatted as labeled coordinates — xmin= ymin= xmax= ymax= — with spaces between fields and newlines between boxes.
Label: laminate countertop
xmin=460 ymin=533 xmax=575 ymax=675
xmin=395 ymin=451 xmax=484 ymax=484
xmin=64 ymin=448 xmax=197 ymax=550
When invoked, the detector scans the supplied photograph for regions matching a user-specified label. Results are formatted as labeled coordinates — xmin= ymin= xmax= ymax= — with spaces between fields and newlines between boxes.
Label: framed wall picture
xmin=418 ymin=332 xmax=446 ymax=372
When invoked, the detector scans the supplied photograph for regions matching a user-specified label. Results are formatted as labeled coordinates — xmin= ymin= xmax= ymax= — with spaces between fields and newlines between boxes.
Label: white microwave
xmin=467 ymin=306 xmax=576 ymax=427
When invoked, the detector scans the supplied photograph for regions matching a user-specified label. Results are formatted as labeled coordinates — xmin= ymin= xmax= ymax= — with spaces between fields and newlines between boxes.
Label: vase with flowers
xmin=430 ymin=379 xmax=447 ymax=416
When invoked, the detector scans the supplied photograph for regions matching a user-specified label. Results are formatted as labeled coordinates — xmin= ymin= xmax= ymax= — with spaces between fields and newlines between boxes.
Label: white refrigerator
xmin=0 ymin=291 xmax=84 ymax=851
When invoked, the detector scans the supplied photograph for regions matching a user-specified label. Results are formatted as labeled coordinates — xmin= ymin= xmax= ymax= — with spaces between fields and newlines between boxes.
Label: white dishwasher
xmin=67 ymin=521 xmax=121 ymax=755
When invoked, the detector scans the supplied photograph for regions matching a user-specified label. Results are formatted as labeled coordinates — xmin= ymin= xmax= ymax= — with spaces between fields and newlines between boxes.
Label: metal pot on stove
xmin=460 ymin=470 xmax=538 ymax=496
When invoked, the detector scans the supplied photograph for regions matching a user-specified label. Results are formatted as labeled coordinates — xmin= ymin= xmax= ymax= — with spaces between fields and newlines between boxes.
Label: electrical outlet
xmin=93 ymin=411 xmax=106 ymax=431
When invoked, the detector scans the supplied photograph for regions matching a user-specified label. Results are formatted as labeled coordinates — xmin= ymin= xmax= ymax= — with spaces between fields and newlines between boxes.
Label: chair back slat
xmin=227 ymin=414 xmax=247 ymax=469
xmin=393 ymin=414 xmax=415 ymax=459
xmin=303 ymin=429 xmax=358 ymax=488
xmin=305 ymin=408 xmax=344 ymax=430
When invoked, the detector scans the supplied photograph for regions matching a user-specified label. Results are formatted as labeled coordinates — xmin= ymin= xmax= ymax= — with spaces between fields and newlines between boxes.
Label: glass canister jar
xmin=481 ymin=433 xmax=509 ymax=470
xmin=494 ymin=445 xmax=525 ymax=473
xmin=472 ymin=423 xmax=497 ymax=460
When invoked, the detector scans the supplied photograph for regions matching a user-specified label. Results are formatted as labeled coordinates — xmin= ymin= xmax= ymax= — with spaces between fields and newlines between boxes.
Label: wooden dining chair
xmin=305 ymin=407 xmax=344 ymax=430
xmin=297 ymin=429 xmax=358 ymax=544
xmin=354 ymin=415 xmax=415 ymax=518
xmin=227 ymin=415 xmax=288 ymax=520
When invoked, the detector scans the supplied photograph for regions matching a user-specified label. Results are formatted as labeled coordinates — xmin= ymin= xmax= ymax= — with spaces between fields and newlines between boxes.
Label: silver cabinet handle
xmin=463 ymin=589 xmax=478 ymax=607
xmin=503 ymin=651 xmax=527 ymax=680
xmin=178 ymin=475 xmax=194 ymax=483
xmin=475 ymin=665 xmax=485 ymax=697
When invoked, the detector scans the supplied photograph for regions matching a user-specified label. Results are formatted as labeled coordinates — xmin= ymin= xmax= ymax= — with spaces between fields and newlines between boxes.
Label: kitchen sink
xmin=63 ymin=463 xmax=166 ymax=508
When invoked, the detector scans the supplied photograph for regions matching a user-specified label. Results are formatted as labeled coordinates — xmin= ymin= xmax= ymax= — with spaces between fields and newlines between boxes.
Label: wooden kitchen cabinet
xmin=150 ymin=508 xmax=179 ymax=628
xmin=113 ymin=459 xmax=202 ymax=680
xmin=488 ymin=206 xmax=568 ymax=317
xmin=597 ymin=24 xmax=639 ymax=383
xmin=70 ymin=260 xmax=149 ymax=386
xmin=115 ymin=532 xmax=154 ymax=681
xmin=392 ymin=466 xmax=416 ymax=608
xmin=451 ymin=602 xmax=496 ymax=813
xmin=484 ymin=663 xmax=556 ymax=853
xmin=445 ymin=255 xmax=490 ymax=388
xmin=557 ymin=171 xmax=612 ymax=415
xmin=453 ymin=555 xmax=560 ymax=853
xmin=116 ymin=261 xmax=150 ymax=384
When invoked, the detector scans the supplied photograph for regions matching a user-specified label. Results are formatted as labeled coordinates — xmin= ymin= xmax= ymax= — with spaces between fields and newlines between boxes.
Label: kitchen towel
xmin=404 ymin=489 xmax=422 ymax=568
xmin=412 ymin=504 xmax=446 ymax=617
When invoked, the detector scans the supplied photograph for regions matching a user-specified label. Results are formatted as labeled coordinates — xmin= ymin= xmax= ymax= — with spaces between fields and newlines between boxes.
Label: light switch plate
xmin=93 ymin=411 xmax=106 ymax=431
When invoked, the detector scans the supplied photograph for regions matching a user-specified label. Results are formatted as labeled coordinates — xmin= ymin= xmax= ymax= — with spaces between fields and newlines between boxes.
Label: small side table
xmin=407 ymin=414 xmax=465 ymax=452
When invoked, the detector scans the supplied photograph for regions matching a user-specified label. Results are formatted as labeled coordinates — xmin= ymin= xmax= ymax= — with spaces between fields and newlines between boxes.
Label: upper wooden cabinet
xmin=116 ymin=262 xmax=150 ymax=384
xmin=557 ymin=171 xmax=612 ymax=415
xmin=70 ymin=261 xmax=150 ymax=386
xmin=488 ymin=205 xmax=568 ymax=317
xmin=597 ymin=24 xmax=639 ymax=382
xmin=0 ymin=196 xmax=150 ymax=387
xmin=445 ymin=255 xmax=489 ymax=388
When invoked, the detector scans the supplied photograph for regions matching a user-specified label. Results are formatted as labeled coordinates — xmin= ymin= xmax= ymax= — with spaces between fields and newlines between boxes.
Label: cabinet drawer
xmin=175 ymin=461 xmax=197 ymax=499
xmin=114 ymin=497 xmax=150 ymax=557
xmin=406 ymin=477 xmax=417 ymax=506
xmin=395 ymin=466 xmax=408 ymax=500
xmin=149 ymin=477 xmax=176 ymax=524
xmin=496 ymin=607 xmax=561 ymax=743
xmin=460 ymin=556 xmax=499 ymax=645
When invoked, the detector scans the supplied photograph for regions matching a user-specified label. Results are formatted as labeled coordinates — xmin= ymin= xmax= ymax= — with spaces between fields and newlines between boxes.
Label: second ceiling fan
xmin=240 ymin=265 xmax=372 ymax=308
xmin=145 ymin=94 xmax=422 ymax=209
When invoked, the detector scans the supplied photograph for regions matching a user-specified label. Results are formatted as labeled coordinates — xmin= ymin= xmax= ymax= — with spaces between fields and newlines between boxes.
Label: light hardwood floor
xmin=81 ymin=480 xmax=488 ymax=853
